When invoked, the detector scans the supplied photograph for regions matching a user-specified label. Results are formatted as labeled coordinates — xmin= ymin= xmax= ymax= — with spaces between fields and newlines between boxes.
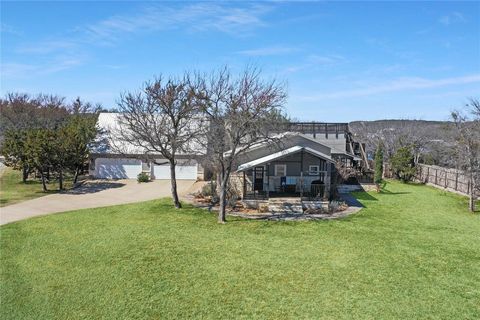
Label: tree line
xmin=0 ymin=94 xmax=100 ymax=191
xmin=366 ymin=99 xmax=479 ymax=212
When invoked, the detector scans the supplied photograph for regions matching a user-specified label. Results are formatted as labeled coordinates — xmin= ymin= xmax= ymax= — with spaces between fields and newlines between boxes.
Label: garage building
xmin=89 ymin=113 xmax=205 ymax=180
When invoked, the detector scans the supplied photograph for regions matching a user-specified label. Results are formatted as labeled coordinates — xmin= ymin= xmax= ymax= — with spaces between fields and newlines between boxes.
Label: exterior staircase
xmin=268 ymin=198 xmax=303 ymax=214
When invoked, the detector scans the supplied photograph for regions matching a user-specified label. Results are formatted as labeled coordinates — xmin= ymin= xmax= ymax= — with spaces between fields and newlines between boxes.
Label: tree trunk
xmin=469 ymin=179 xmax=476 ymax=212
xmin=22 ymin=165 xmax=29 ymax=183
xmin=218 ymin=169 xmax=231 ymax=224
xmin=73 ymin=166 xmax=80 ymax=184
xmin=59 ymin=168 xmax=64 ymax=190
xmin=169 ymin=160 xmax=182 ymax=209
xmin=40 ymin=171 xmax=48 ymax=192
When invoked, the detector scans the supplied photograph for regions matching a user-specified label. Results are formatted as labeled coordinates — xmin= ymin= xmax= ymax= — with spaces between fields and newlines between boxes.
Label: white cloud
xmin=1 ymin=56 xmax=85 ymax=78
xmin=280 ymin=54 xmax=347 ymax=74
xmin=0 ymin=23 xmax=22 ymax=36
xmin=84 ymin=3 xmax=272 ymax=44
xmin=297 ymin=74 xmax=480 ymax=100
xmin=439 ymin=12 xmax=466 ymax=26
xmin=17 ymin=40 xmax=77 ymax=54
xmin=237 ymin=46 xmax=299 ymax=56
xmin=307 ymin=54 xmax=346 ymax=65
xmin=7 ymin=3 xmax=274 ymax=76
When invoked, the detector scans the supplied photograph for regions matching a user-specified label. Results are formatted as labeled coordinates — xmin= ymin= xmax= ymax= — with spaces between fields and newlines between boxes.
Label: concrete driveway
xmin=0 ymin=179 xmax=200 ymax=225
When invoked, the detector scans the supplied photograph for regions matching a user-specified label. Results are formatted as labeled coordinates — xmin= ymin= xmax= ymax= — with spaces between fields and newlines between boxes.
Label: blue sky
xmin=1 ymin=1 xmax=479 ymax=121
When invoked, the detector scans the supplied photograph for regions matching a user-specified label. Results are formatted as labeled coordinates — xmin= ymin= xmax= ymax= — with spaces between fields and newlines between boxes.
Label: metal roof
xmin=236 ymin=145 xmax=334 ymax=172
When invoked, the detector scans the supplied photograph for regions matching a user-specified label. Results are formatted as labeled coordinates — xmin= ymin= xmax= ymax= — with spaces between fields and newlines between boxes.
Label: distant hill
xmin=348 ymin=119 xmax=456 ymax=166
xmin=349 ymin=119 xmax=454 ymax=141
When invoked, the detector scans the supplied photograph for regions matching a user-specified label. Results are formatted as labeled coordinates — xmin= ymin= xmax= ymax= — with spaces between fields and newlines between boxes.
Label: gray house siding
xmin=263 ymin=152 xmax=327 ymax=176
xmin=235 ymin=134 xmax=332 ymax=170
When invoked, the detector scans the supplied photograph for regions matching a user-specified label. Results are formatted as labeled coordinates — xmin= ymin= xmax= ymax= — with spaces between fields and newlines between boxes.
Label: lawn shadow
xmin=352 ymin=192 xmax=378 ymax=202
xmin=64 ymin=181 xmax=125 ymax=194
xmin=379 ymin=189 xmax=411 ymax=195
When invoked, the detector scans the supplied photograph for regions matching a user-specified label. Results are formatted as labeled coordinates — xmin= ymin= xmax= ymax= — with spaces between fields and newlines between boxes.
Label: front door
xmin=253 ymin=167 xmax=264 ymax=191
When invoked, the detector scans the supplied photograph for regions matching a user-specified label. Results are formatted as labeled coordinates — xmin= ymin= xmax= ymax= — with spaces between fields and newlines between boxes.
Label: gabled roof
xmin=235 ymin=132 xmax=329 ymax=155
xmin=237 ymin=145 xmax=334 ymax=172
xmin=92 ymin=113 xmax=206 ymax=156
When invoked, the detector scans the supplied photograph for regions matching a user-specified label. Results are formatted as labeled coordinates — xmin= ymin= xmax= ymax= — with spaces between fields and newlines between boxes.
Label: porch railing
xmin=243 ymin=178 xmax=327 ymax=200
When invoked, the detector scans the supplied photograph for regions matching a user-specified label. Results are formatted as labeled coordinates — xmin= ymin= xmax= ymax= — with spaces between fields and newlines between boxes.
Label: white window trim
xmin=309 ymin=165 xmax=320 ymax=175
xmin=274 ymin=164 xmax=287 ymax=176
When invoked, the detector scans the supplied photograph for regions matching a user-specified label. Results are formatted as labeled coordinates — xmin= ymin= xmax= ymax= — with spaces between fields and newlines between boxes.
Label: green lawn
xmin=0 ymin=167 xmax=74 ymax=207
xmin=0 ymin=168 xmax=49 ymax=207
xmin=1 ymin=181 xmax=479 ymax=319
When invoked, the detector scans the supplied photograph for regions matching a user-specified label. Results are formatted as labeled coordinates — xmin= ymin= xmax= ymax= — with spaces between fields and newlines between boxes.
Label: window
xmin=275 ymin=164 xmax=286 ymax=176
xmin=309 ymin=165 xmax=320 ymax=175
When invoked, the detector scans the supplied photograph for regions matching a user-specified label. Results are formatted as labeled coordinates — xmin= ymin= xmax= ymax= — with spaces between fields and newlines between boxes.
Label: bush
xmin=390 ymin=146 xmax=417 ymax=182
xmin=374 ymin=145 xmax=384 ymax=185
xmin=137 ymin=172 xmax=150 ymax=183
xmin=328 ymin=200 xmax=346 ymax=213
xmin=201 ymin=181 xmax=217 ymax=197
xmin=226 ymin=182 xmax=242 ymax=209
xmin=199 ymin=180 xmax=240 ymax=208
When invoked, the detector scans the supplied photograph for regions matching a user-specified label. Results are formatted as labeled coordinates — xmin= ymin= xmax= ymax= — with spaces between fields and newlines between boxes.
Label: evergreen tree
xmin=374 ymin=145 xmax=384 ymax=190
xmin=390 ymin=146 xmax=416 ymax=182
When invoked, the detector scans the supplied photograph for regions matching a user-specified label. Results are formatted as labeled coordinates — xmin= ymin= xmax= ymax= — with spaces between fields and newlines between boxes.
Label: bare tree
xmin=451 ymin=98 xmax=480 ymax=212
xmin=352 ymin=119 xmax=431 ymax=168
xmin=350 ymin=119 xmax=455 ymax=167
xmin=195 ymin=67 xmax=287 ymax=223
xmin=116 ymin=74 xmax=201 ymax=208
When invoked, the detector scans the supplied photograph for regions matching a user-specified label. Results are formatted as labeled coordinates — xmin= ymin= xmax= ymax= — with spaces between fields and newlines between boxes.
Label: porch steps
xmin=268 ymin=198 xmax=304 ymax=214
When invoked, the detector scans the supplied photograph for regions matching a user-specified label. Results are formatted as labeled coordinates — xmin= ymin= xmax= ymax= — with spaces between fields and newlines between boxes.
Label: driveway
xmin=0 ymin=179 xmax=200 ymax=225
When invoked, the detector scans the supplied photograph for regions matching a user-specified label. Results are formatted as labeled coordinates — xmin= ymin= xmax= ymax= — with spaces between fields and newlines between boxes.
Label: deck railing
xmin=274 ymin=122 xmax=349 ymax=136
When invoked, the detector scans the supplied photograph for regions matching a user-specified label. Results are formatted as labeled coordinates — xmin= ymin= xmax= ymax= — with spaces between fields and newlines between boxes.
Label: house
xmin=231 ymin=123 xmax=368 ymax=200
xmin=89 ymin=113 xmax=206 ymax=180
xmin=89 ymin=114 xmax=369 ymax=199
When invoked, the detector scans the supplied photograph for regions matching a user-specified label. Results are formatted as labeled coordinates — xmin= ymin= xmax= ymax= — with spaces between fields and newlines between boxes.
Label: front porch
xmin=242 ymin=176 xmax=328 ymax=200
xmin=236 ymin=146 xmax=334 ymax=201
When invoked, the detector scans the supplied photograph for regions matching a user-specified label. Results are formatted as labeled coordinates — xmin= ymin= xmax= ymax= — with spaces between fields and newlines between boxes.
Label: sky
xmin=1 ymin=1 xmax=479 ymax=122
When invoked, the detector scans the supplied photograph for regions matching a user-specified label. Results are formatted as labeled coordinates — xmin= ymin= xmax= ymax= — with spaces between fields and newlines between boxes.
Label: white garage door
xmin=95 ymin=158 xmax=142 ymax=179
xmin=153 ymin=163 xmax=197 ymax=180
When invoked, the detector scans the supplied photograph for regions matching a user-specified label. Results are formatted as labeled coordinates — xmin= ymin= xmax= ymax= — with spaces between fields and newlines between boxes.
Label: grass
xmin=1 ymin=181 xmax=479 ymax=319
xmin=0 ymin=167 xmax=73 ymax=207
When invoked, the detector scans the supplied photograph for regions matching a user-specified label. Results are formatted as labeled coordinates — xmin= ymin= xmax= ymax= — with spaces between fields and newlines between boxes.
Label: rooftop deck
xmin=276 ymin=122 xmax=350 ymax=136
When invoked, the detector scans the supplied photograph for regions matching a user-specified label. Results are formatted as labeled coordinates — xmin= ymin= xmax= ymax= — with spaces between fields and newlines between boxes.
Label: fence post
xmin=455 ymin=172 xmax=458 ymax=191
xmin=435 ymin=169 xmax=438 ymax=185
xmin=427 ymin=166 xmax=429 ymax=183
xmin=444 ymin=170 xmax=448 ymax=188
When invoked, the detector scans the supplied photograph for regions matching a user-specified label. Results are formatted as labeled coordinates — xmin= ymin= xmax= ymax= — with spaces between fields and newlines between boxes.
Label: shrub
xmin=374 ymin=145 xmax=384 ymax=186
xmin=137 ymin=172 xmax=150 ymax=183
xmin=226 ymin=182 xmax=241 ymax=209
xmin=328 ymin=200 xmax=346 ymax=213
xmin=390 ymin=146 xmax=417 ymax=182
xmin=201 ymin=181 xmax=217 ymax=198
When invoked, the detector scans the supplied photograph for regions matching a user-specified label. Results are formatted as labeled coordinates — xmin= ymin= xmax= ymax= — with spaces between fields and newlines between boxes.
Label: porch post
xmin=300 ymin=171 xmax=304 ymax=198
xmin=300 ymin=148 xmax=304 ymax=197
xmin=266 ymin=163 xmax=270 ymax=199
xmin=319 ymin=158 xmax=322 ymax=198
